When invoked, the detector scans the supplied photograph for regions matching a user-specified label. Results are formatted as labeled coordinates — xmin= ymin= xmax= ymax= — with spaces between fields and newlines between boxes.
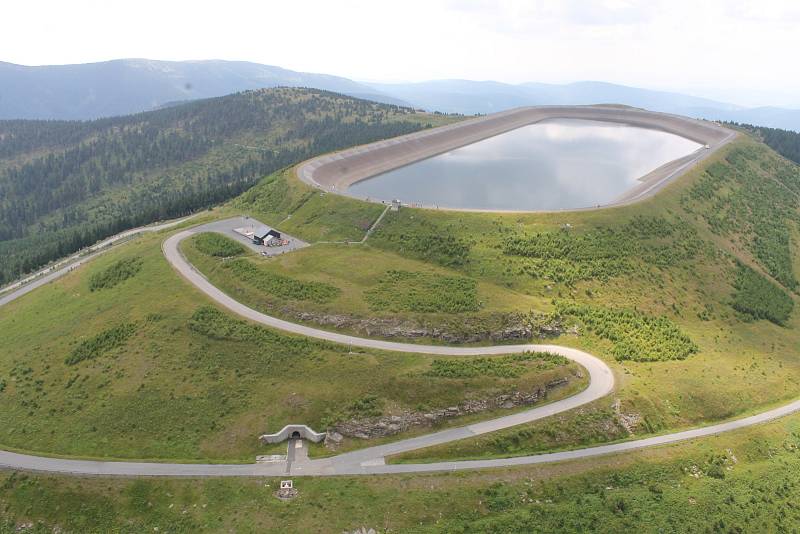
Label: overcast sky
xmin=4 ymin=0 xmax=799 ymax=107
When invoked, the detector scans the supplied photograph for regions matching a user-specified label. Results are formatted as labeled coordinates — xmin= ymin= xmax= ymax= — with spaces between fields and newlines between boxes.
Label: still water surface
xmin=347 ymin=119 xmax=702 ymax=210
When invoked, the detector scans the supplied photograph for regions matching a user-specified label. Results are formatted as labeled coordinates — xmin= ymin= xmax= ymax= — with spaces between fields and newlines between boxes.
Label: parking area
xmin=195 ymin=216 xmax=308 ymax=256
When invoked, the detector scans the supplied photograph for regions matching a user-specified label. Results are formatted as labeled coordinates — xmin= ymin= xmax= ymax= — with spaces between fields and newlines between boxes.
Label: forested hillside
xmin=0 ymin=88 xmax=449 ymax=285
xmin=726 ymin=121 xmax=800 ymax=165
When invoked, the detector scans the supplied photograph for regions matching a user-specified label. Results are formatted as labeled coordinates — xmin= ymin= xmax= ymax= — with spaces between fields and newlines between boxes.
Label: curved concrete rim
xmin=261 ymin=425 xmax=326 ymax=444
xmin=1 ymin=218 xmax=799 ymax=477
xmin=296 ymin=104 xmax=737 ymax=213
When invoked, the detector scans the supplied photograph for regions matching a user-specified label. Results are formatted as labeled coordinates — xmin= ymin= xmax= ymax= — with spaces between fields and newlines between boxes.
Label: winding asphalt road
xmin=1 ymin=217 xmax=799 ymax=477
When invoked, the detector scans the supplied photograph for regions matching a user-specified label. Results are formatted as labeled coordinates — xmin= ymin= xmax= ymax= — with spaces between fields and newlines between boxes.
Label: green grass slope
xmin=3 ymin=410 xmax=800 ymax=532
xmin=1 ymin=117 xmax=800 ymax=532
xmin=0 ymin=225 xmax=580 ymax=461
xmin=1 ymin=120 xmax=799 ymax=469
xmin=182 ymin=231 xmax=547 ymax=344
xmin=171 ymin=131 xmax=800 ymax=464
xmin=381 ymin=136 xmax=800 ymax=461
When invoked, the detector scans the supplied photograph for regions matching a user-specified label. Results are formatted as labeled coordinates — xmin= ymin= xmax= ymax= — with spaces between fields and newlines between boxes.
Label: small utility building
xmin=252 ymin=225 xmax=281 ymax=245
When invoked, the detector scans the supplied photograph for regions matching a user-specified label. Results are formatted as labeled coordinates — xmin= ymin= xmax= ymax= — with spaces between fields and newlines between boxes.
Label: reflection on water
xmin=347 ymin=119 xmax=702 ymax=210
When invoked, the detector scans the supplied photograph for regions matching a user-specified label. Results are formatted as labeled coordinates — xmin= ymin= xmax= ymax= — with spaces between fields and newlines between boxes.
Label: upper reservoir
xmin=347 ymin=118 xmax=703 ymax=211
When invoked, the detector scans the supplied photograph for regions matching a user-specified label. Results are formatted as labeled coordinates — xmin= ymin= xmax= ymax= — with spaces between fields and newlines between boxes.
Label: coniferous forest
xmin=0 ymin=88 xmax=434 ymax=285
xmin=726 ymin=121 xmax=800 ymax=165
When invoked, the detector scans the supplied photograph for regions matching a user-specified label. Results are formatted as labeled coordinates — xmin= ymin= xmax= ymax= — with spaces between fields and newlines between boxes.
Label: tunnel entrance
xmin=260 ymin=424 xmax=326 ymax=444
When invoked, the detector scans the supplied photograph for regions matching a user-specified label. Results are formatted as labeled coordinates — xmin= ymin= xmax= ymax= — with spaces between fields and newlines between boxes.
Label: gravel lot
xmin=198 ymin=216 xmax=308 ymax=256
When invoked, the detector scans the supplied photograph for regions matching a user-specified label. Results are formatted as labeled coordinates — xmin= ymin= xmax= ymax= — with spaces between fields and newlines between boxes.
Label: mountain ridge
xmin=369 ymin=79 xmax=800 ymax=131
xmin=0 ymin=58 xmax=408 ymax=120
xmin=2 ymin=59 xmax=800 ymax=130
xmin=0 ymin=87 xmax=446 ymax=284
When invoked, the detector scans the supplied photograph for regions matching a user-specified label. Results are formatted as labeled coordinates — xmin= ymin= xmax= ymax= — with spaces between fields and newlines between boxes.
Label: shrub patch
xmin=557 ymin=303 xmax=698 ymax=362
xmin=371 ymin=213 xmax=471 ymax=267
xmin=424 ymin=352 xmax=569 ymax=379
xmin=188 ymin=305 xmax=315 ymax=356
xmin=732 ymin=264 xmax=794 ymax=325
xmin=65 ymin=323 xmax=137 ymax=365
xmin=224 ymin=259 xmax=340 ymax=303
xmin=502 ymin=217 xmax=705 ymax=284
xmin=193 ymin=233 xmax=246 ymax=257
xmin=88 ymin=257 xmax=143 ymax=291
xmin=365 ymin=270 xmax=480 ymax=313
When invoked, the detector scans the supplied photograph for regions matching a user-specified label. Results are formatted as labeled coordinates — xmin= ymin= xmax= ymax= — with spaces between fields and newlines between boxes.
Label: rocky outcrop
xmin=330 ymin=378 xmax=571 ymax=442
xmin=285 ymin=308 xmax=568 ymax=344
xmin=613 ymin=398 xmax=642 ymax=434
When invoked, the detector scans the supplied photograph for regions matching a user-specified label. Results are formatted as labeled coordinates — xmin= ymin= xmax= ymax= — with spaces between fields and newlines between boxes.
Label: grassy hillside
xmin=182 ymin=232 xmax=548 ymax=345
xmin=2 ymin=128 xmax=797 ymax=466
xmin=3 ymin=410 xmax=800 ymax=532
xmin=179 ymin=168 xmax=553 ymax=344
xmin=0 ymin=88 xmax=458 ymax=285
xmin=223 ymin=132 xmax=799 ymax=461
xmin=0 ymin=225 xmax=580 ymax=461
xmin=375 ymin=137 xmax=799 ymax=462
xmin=727 ymin=120 xmax=800 ymax=165
xmin=1 ymin=107 xmax=800 ymax=530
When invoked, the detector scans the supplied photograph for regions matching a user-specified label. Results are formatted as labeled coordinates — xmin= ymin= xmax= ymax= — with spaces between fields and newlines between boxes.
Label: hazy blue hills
xmin=369 ymin=79 xmax=737 ymax=115
xmin=2 ymin=59 xmax=799 ymax=130
xmin=0 ymin=59 xmax=407 ymax=120
xmin=370 ymin=79 xmax=800 ymax=131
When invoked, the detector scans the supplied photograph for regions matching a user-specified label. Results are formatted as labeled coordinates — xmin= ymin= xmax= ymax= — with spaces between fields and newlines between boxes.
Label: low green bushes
xmin=345 ymin=395 xmax=384 ymax=417
xmin=321 ymin=394 xmax=385 ymax=427
xmin=512 ymin=257 xmax=633 ymax=285
xmin=503 ymin=227 xmax=634 ymax=262
xmin=225 ymin=259 xmax=340 ymax=303
xmin=187 ymin=305 xmax=315 ymax=356
xmin=682 ymin=146 xmax=800 ymax=292
xmin=88 ymin=257 xmax=143 ymax=291
xmin=732 ymin=264 xmax=794 ymax=325
xmin=557 ymin=303 xmax=698 ymax=362
xmin=65 ymin=323 xmax=137 ymax=365
xmin=371 ymin=213 xmax=471 ymax=267
xmin=365 ymin=270 xmax=480 ymax=313
xmin=502 ymin=216 xmax=705 ymax=284
xmin=192 ymin=233 xmax=246 ymax=257
xmin=425 ymin=352 xmax=568 ymax=379
xmin=483 ymin=407 xmax=625 ymax=456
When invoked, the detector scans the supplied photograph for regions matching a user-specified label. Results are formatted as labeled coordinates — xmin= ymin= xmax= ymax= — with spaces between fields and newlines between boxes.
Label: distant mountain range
xmin=2 ymin=59 xmax=799 ymax=131
xmin=0 ymin=59 xmax=406 ymax=120
xmin=369 ymin=80 xmax=800 ymax=131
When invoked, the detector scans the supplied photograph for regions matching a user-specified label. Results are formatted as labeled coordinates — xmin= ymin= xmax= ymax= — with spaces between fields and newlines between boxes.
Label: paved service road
xmin=0 ymin=214 xmax=197 ymax=308
xmin=2 ymin=217 xmax=800 ymax=477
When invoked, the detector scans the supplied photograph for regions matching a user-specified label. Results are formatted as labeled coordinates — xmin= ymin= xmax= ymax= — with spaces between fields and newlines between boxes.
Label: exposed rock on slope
xmin=289 ymin=309 xmax=568 ymax=344
xmin=328 ymin=377 xmax=574 ymax=444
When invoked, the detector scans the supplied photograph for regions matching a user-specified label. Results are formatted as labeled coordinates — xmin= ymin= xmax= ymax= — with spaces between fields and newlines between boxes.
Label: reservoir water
xmin=347 ymin=119 xmax=702 ymax=211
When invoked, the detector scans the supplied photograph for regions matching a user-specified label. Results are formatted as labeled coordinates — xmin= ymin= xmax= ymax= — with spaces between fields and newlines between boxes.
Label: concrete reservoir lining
xmin=296 ymin=105 xmax=734 ymax=211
